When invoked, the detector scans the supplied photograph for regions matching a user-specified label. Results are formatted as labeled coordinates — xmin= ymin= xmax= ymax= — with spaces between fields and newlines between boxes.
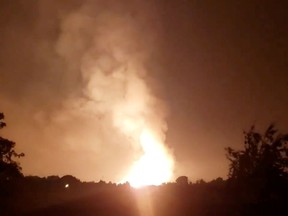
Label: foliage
xmin=0 ymin=112 xmax=24 ymax=180
xmin=176 ymin=176 xmax=188 ymax=185
xmin=225 ymin=124 xmax=288 ymax=181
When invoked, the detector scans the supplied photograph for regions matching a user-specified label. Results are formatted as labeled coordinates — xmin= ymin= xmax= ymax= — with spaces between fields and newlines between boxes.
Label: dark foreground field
xmin=1 ymin=176 xmax=287 ymax=216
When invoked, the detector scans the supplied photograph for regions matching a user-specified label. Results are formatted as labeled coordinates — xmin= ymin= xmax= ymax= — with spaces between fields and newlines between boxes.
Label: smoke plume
xmin=0 ymin=0 xmax=174 ymax=183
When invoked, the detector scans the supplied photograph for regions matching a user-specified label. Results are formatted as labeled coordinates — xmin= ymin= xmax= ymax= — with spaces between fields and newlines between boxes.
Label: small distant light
xmin=65 ymin=184 xmax=69 ymax=188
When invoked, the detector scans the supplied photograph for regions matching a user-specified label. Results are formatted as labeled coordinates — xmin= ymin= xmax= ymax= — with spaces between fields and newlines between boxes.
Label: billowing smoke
xmin=0 ymin=0 xmax=174 ymax=183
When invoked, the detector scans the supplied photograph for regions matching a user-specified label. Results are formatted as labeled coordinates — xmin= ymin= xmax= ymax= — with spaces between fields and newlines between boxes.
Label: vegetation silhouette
xmin=0 ymin=112 xmax=287 ymax=216
xmin=175 ymin=176 xmax=188 ymax=185
xmin=0 ymin=113 xmax=24 ymax=180
xmin=226 ymin=124 xmax=288 ymax=181
xmin=225 ymin=125 xmax=288 ymax=215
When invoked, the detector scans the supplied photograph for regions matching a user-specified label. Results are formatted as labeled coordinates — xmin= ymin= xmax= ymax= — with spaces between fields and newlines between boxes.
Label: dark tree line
xmin=0 ymin=113 xmax=24 ymax=180
xmin=225 ymin=125 xmax=288 ymax=216
xmin=226 ymin=124 xmax=288 ymax=182
xmin=1 ymin=112 xmax=288 ymax=215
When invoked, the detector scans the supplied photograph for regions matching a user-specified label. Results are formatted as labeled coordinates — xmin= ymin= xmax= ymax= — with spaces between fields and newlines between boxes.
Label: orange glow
xmin=123 ymin=129 xmax=173 ymax=188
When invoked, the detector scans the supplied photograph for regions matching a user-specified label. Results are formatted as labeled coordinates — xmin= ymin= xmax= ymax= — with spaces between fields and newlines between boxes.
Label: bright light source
xmin=123 ymin=129 xmax=173 ymax=188
xmin=65 ymin=184 xmax=69 ymax=188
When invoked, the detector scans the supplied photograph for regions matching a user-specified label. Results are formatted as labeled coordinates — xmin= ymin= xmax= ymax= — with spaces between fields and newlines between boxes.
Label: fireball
xmin=123 ymin=129 xmax=174 ymax=188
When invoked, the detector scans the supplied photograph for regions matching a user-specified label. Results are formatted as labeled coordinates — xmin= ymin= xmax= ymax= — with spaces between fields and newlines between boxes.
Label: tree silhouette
xmin=0 ymin=113 xmax=24 ymax=180
xmin=176 ymin=176 xmax=188 ymax=185
xmin=225 ymin=124 xmax=288 ymax=182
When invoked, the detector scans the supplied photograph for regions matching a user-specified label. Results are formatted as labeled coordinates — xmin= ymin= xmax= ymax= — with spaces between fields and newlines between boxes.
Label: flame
xmin=123 ymin=129 xmax=174 ymax=188
xmin=109 ymin=72 xmax=174 ymax=187
xmin=55 ymin=5 xmax=174 ymax=183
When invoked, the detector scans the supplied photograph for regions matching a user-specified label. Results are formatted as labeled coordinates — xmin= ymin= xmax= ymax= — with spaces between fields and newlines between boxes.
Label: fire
xmin=56 ymin=4 xmax=174 ymax=184
xmin=123 ymin=129 xmax=174 ymax=188
xmin=112 ymin=73 xmax=174 ymax=188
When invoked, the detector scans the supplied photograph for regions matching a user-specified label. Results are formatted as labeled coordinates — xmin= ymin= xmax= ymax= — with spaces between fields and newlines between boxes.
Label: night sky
xmin=0 ymin=0 xmax=287 ymax=182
